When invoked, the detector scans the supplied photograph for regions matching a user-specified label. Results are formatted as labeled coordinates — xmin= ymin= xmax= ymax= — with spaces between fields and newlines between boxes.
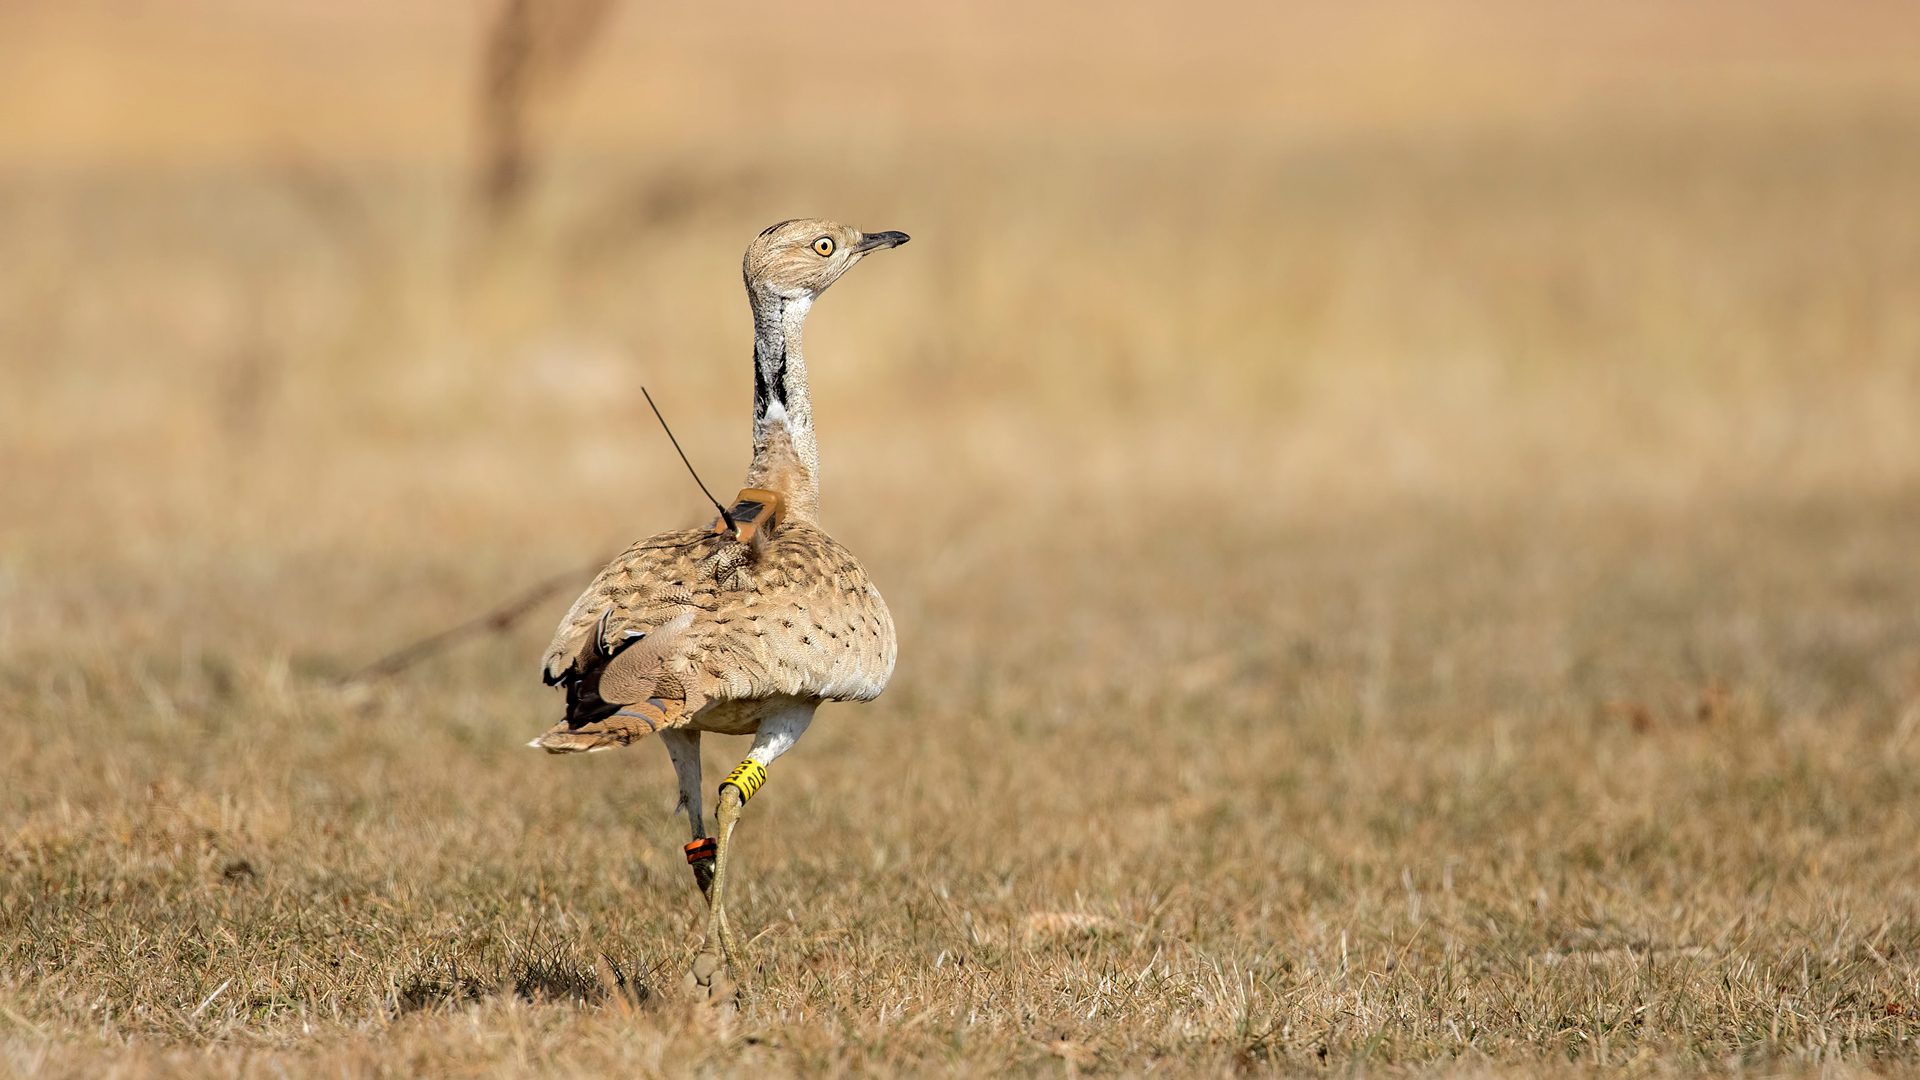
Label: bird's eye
xmin=812 ymin=236 xmax=836 ymax=257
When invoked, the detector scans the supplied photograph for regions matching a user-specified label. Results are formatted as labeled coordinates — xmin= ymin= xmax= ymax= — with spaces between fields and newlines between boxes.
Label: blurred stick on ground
xmin=345 ymin=562 xmax=601 ymax=684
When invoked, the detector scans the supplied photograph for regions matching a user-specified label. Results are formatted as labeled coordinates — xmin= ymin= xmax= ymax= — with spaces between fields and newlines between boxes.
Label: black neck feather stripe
xmin=754 ymin=344 xmax=788 ymax=418
xmin=754 ymin=297 xmax=789 ymax=420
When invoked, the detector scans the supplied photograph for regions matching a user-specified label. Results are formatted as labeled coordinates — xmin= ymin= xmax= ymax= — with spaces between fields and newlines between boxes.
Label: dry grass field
xmin=7 ymin=3 xmax=1920 ymax=1076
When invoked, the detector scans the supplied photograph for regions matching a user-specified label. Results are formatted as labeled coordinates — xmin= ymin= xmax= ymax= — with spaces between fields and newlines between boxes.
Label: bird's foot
xmin=682 ymin=951 xmax=737 ymax=1003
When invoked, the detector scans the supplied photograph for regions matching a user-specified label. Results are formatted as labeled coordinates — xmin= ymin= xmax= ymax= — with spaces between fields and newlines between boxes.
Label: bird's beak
xmin=852 ymin=230 xmax=910 ymax=253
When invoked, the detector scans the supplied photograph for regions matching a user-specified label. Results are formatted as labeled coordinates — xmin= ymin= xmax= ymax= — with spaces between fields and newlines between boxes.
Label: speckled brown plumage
xmin=533 ymin=519 xmax=895 ymax=750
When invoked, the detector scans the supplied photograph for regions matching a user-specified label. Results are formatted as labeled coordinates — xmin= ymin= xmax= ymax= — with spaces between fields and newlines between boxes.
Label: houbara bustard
xmin=532 ymin=219 xmax=908 ymax=989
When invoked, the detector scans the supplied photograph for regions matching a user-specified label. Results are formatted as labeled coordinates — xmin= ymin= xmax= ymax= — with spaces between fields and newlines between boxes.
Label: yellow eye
xmin=812 ymin=236 xmax=836 ymax=257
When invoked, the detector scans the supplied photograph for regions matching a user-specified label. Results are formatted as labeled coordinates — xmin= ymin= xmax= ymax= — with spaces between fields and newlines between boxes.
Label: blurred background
xmin=6 ymin=0 xmax=1920 ymax=631
xmin=5 ymin=0 xmax=1920 ymax=734
xmin=7 ymin=0 xmax=1920 ymax=757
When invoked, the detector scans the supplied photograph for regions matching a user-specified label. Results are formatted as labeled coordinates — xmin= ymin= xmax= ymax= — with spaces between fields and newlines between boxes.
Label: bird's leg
xmin=704 ymin=775 xmax=753 ymax=965
xmin=660 ymin=730 xmax=715 ymax=899
xmin=692 ymin=705 xmax=815 ymax=982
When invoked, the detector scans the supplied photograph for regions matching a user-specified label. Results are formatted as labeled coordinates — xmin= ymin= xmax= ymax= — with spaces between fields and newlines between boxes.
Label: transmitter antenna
xmin=642 ymin=387 xmax=736 ymax=536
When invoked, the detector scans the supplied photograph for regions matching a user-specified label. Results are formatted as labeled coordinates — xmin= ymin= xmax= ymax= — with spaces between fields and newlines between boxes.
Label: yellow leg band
xmin=721 ymin=760 xmax=768 ymax=803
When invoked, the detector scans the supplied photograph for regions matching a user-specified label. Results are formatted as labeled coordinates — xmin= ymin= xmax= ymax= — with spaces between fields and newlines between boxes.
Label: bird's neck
xmin=745 ymin=290 xmax=821 ymax=524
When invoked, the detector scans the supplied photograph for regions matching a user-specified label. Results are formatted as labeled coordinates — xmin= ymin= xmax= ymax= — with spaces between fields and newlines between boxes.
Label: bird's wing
xmin=539 ymin=528 xmax=714 ymax=686
xmin=532 ymin=522 xmax=895 ymax=753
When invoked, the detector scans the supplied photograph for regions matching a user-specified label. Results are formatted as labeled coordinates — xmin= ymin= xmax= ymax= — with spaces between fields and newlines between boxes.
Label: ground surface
xmin=6 ymin=6 xmax=1920 ymax=1075
xmin=9 ymin=490 xmax=1920 ymax=1078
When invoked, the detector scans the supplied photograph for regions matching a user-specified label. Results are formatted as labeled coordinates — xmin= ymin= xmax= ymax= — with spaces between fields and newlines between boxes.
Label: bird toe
xmin=682 ymin=951 xmax=737 ymax=1003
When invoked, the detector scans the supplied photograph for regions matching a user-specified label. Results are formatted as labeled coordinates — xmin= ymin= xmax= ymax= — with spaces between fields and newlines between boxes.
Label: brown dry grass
xmin=7 ymin=4 xmax=1920 ymax=1077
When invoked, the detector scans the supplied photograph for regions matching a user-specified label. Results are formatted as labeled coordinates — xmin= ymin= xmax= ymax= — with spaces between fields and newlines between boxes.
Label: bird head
xmin=743 ymin=219 xmax=910 ymax=300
